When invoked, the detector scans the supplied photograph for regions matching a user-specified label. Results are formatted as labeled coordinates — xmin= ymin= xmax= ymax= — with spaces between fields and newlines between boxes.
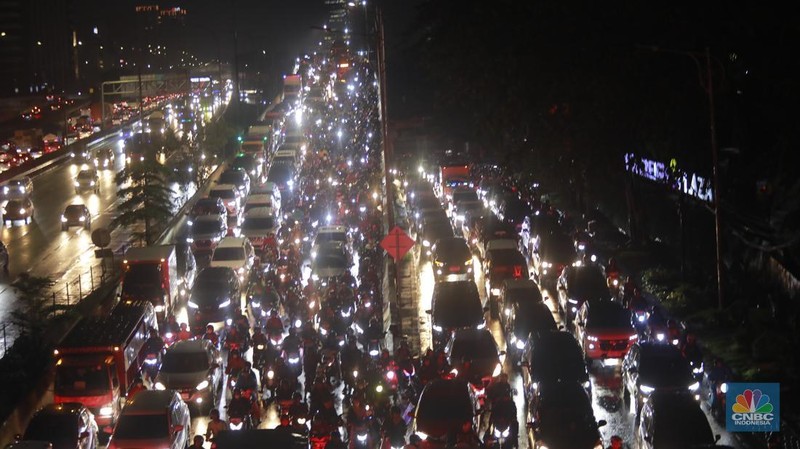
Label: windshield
xmin=433 ymin=293 xmax=483 ymax=327
xmin=213 ymin=247 xmax=245 ymax=261
xmin=219 ymin=172 xmax=245 ymax=185
xmin=451 ymin=334 xmax=496 ymax=360
xmin=209 ymin=189 xmax=236 ymax=200
xmin=24 ymin=413 xmax=78 ymax=443
xmin=541 ymin=236 xmax=576 ymax=263
xmin=55 ymin=363 xmax=110 ymax=395
xmin=453 ymin=190 xmax=478 ymax=204
xmin=242 ymin=217 xmax=275 ymax=230
xmin=316 ymin=231 xmax=347 ymax=244
xmin=586 ymin=305 xmax=632 ymax=329
xmin=162 ymin=351 xmax=209 ymax=373
xmin=122 ymin=264 xmax=162 ymax=295
xmin=515 ymin=303 xmax=556 ymax=337
xmin=532 ymin=340 xmax=586 ymax=382
xmin=315 ymin=256 xmax=347 ymax=269
xmin=267 ymin=166 xmax=293 ymax=183
xmin=193 ymin=201 xmax=221 ymax=214
xmin=570 ymin=269 xmax=609 ymax=299
xmin=77 ymin=171 xmax=95 ymax=179
xmin=113 ymin=414 xmax=169 ymax=440
xmin=192 ymin=220 xmax=223 ymax=234
xmin=640 ymin=350 xmax=692 ymax=384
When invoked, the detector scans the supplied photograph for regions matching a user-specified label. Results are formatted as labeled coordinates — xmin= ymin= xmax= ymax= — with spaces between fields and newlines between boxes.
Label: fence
xmin=0 ymin=261 xmax=120 ymax=358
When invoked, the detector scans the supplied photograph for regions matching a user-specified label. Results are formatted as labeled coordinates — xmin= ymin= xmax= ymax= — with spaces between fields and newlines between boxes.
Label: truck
xmin=121 ymin=245 xmax=180 ymax=321
xmin=145 ymin=110 xmax=165 ymax=134
xmin=53 ymin=300 xmax=157 ymax=432
xmin=282 ymin=74 xmax=302 ymax=102
xmin=438 ymin=163 xmax=471 ymax=201
xmin=11 ymin=128 xmax=43 ymax=154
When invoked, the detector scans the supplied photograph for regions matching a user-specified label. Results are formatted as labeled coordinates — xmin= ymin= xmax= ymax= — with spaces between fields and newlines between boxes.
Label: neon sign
xmin=624 ymin=153 xmax=713 ymax=203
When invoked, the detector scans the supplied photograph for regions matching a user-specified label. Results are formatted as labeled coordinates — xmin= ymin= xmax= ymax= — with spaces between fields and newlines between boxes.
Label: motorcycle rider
xmin=486 ymin=372 xmax=512 ymax=408
xmin=707 ymin=358 xmax=733 ymax=409
xmin=275 ymin=415 xmax=293 ymax=432
xmin=128 ymin=376 xmax=147 ymax=398
xmin=681 ymin=331 xmax=703 ymax=364
xmin=188 ymin=435 xmax=205 ymax=449
xmin=142 ymin=328 xmax=164 ymax=381
xmin=325 ymin=431 xmax=347 ymax=449
xmin=202 ymin=324 xmax=219 ymax=347
xmin=266 ymin=308 xmax=285 ymax=338
xmin=224 ymin=324 xmax=246 ymax=351
xmin=236 ymin=361 xmax=260 ymax=396
xmin=252 ymin=326 xmax=269 ymax=365
xmin=284 ymin=326 xmax=302 ymax=356
xmin=206 ymin=408 xmax=226 ymax=441
xmin=163 ymin=315 xmax=180 ymax=340
xmin=404 ymin=434 xmax=422 ymax=449
xmin=177 ymin=322 xmax=192 ymax=341
xmin=341 ymin=338 xmax=364 ymax=394
xmin=454 ymin=421 xmax=482 ymax=448
xmin=226 ymin=348 xmax=247 ymax=377
xmin=227 ymin=388 xmax=253 ymax=425
xmin=381 ymin=406 xmax=408 ymax=449
xmin=394 ymin=339 xmax=411 ymax=365
xmin=289 ymin=392 xmax=309 ymax=418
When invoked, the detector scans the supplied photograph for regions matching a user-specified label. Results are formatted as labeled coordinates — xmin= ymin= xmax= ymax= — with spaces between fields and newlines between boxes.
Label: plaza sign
xmin=624 ymin=153 xmax=714 ymax=203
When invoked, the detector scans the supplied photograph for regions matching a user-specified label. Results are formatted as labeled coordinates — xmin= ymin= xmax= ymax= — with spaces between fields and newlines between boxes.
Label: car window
xmin=114 ymin=414 xmax=169 ymax=439
xmin=25 ymin=413 xmax=79 ymax=443
xmin=162 ymin=351 xmax=209 ymax=373
xmin=213 ymin=247 xmax=245 ymax=261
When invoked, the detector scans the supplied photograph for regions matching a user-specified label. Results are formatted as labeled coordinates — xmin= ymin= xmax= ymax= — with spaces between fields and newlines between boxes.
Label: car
xmin=501 ymin=282 xmax=556 ymax=361
xmin=249 ymin=182 xmax=282 ymax=216
xmin=231 ymin=153 xmax=262 ymax=182
xmin=428 ymin=280 xmax=485 ymax=349
xmin=187 ymin=266 xmax=241 ymax=331
xmin=217 ymin=167 xmax=251 ymax=197
xmin=93 ymin=148 xmax=115 ymax=170
xmin=3 ymin=197 xmax=34 ymax=225
xmin=445 ymin=328 xmax=503 ymax=396
xmin=154 ymin=339 xmax=223 ymax=414
xmin=311 ymin=225 xmax=350 ymax=258
xmin=74 ymin=169 xmax=100 ymax=194
xmin=520 ymin=213 xmax=561 ymax=256
xmin=265 ymin=164 xmax=295 ymax=198
xmin=2 ymin=176 xmax=33 ymax=200
xmin=412 ymin=378 xmax=478 ymax=449
xmin=0 ymin=240 xmax=8 ymax=273
xmin=209 ymin=236 xmax=256 ymax=282
xmin=499 ymin=279 xmax=542 ymax=328
xmin=556 ymin=264 xmax=610 ymax=325
xmin=106 ymin=390 xmax=190 ymax=449
xmin=450 ymin=187 xmax=479 ymax=210
xmin=521 ymin=331 xmax=590 ymax=403
xmin=527 ymin=381 xmax=605 ymax=449
xmin=431 ymin=237 xmax=473 ymax=281
xmin=637 ymin=391 xmax=718 ymax=449
xmin=19 ymin=402 xmax=99 ymax=449
xmin=61 ymin=204 xmax=92 ymax=230
xmin=187 ymin=214 xmax=228 ymax=255
xmin=420 ymin=221 xmax=455 ymax=258
xmin=622 ymin=342 xmax=701 ymax=418
xmin=208 ymin=184 xmax=242 ymax=217
xmin=188 ymin=197 xmax=227 ymax=223
xmin=574 ymin=299 xmax=637 ymax=363
xmin=244 ymin=194 xmax=278 ymax=214
xmin=484 ymin=248 xmax=528 ymax=309
xmin=310 ymin=241 xmax=351 ymax=281
xmin=532 ymin=231 xmax=576 ymax=288
xmin=240 ymin=207 xmax=279 ymax=254
xmin=452 ymin=200 xmax=484 ymax=225
xmin=475 ymin=216 xmax=517 ymax=259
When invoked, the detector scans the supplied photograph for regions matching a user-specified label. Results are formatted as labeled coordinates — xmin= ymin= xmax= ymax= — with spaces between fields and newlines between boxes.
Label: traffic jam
xmin=14 ymin=42 xmax=736 ymax=449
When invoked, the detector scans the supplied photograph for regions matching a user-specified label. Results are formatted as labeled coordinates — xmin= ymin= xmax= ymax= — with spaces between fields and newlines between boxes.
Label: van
xmin=106 ymin=390 xmax=190 ymax=449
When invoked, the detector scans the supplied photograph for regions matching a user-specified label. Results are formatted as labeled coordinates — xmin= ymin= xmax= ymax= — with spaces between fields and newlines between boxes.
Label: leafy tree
xmin=203 ymin=118 xmax=238 ymax=159
xmin=162 ymin=126 xmax=182 ymax=157
xmin=112 ymin=136 xmax=175 ymax=245
xmin=10 ymin=274 xmax=57 ymax=343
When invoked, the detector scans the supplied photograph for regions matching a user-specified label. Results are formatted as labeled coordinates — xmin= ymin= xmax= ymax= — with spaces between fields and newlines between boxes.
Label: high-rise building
xmin=0 ymin=0 xmax=71 ymax=96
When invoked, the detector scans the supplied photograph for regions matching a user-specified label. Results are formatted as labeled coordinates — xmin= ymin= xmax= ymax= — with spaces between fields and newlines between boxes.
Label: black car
xmin=532 ymin=231 xmax=576 ymax=289
xmin=428 ymin=280 xmax=484 ymax=349
xmin=154 ymin=339 xmax=223 ymax=414
xmin=174 ymin=242 xmax=197 ymax=298
xmin=446 ymin=328 xmax=503 ymax=391
xmin=557 ymin=264 xmax=610 ymax=324
xmin=499 ymin=279 xmax=543 ymax=329
xmin=61 ymin=204 xmax=92 ymax=230
xmin=638 ymin=391 xmax=718 ymax=449
xmin=622 ymin=342 xmax=700 ymax=418
xmin=188 ymin=215 xmax=228 ymax=255
xmin=497 ymin=196 xmax=531 ymax=233
xmin=420 ymin=221 xmax=455 ymax=258
xmin=412 ymin=378 xmax=478 ymax=449
xmin=187 ymin=266 xmax=241 ymax=332
xmin=189 ymin=198 xmax=227 ymax=222
xmin=266 ymin=164 xmax=295 ymax=202
xmin=506 ymin=298 xmax=556 ymax=362
xmin=21 ymin=402 xmax=99 ymax=449
xmin=431 ymin=237 xmax=473 ymax=281
xmin=522 ymin=330 xmax=590 ymax=403
xmin=484 ymin=249 xmax=528 ymax=307
xmin=231 ymin=153 xmax=262 ymax=182
xmin=528 ymin=381 xmax=605 ymax=449
xmin=218 ymin=168 xmax=251 ymax=197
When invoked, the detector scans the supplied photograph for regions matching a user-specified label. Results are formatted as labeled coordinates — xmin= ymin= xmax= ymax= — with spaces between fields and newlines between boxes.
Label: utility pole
xmin=375 ymin=8 xmax=393 ymax=231
xmin=706 ymin=46 xmax=724 ymax=310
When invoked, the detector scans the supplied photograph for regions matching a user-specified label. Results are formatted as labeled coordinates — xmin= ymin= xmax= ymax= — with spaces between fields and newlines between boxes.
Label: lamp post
xmin=640 ymin=45 xmax=724 ymax=310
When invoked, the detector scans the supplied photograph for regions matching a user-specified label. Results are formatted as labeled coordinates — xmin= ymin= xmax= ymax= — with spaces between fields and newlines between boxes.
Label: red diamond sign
xmin=381 ymin=226 xmax=415 ymax=261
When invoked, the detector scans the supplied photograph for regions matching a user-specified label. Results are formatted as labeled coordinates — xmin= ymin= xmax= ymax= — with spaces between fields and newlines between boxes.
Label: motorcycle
xmin=607 ymin=272 xmax=622 ymax=299
xmin=483 ymin=398 xmax=518 ymax=449
xmin=142 ymin=352 xmax=161 ymax=382
xmin=284 ymin=347 xmax=304 ymax=378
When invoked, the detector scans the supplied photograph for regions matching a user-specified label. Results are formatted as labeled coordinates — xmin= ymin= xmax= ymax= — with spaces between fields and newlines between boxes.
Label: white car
xmin=209 ymin=236 xmax=255 ymax=282
xmin=311 ymin=225 xmax=350 ymax=259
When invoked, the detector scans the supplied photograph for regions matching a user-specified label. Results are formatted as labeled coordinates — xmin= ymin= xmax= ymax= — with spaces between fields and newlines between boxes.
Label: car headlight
xmin=515 ymin=339 xmax=525 ymax=350
xmin=416 ymin=432 xmax=428 ymax=441
xmin=251 ymin=300 xmax=261 ymax=308
xmin=583 ymin=380 xmax=591 ymax=389
xmin=267 ymin=370 xmax=275 ymax=379
xmin=19 ymin=208 xmax=25 ymax=214
xmin=586 ymin=335 xmax=598 ymax=342
xmin=196 ymin=380 xmax=209 ymax=390
xmin=492 ymin=362 xmax=502 ymax=377
xmin=155 ymin=382 xmax=166 ymax=390
xmin=656 ymin=333 xmax=665 ymax=341
xmin=79 ymin=216 xmax=85 ymax=221
xmin=74 ymin=181 xmax=80 ymax=187
xmin=187 ymin=300 xmax=199 ymax=309
xmin=434 ymin=260 xmax=444 ymax=267
xmin=688 ymin=381 xmax=700 ymax=392
xmin=61 ymin=215 xmax=67 ymax=222
xmin=99 ymin=405 xmax=114 ymax=417
xmin=218 ymin=299 xmax=231 ymax=308
xmin=639 ymin=385 xmax=655 ymax=394
xmin=422 ymin=239 xmax=430 ymax=247
xmin=542 ymin=261 xmax=552 ymax=268
xmin=568 ymin=298 xmax=579 ymax=304
xmin=491 ymin=288 xmax=501 ymax=296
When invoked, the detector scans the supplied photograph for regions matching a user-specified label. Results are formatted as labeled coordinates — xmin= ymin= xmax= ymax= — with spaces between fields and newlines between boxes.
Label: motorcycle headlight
xmin=492 ymin=363 xmax=502 ymax=377
xmin=422 ymin=239 xmax=430 ymax=247
xmin=515 ymin=339 xmax=525 ymax=350
xmin=639 ymin=385 xmax=655 ymax=394
xmin=99 ymin=405 xmax=114 ymax=417
xmin=375 ymin=384 xmax=384 ymax=393
xmin=230 ymin=421 xmax=243 ymax=430
xmin=357 ymin=433 xmax=368 ymax=442
xmin=251 ymin=301 xmax=261 ymax=308
xmin=688 ymin=381 xmax=700 ymax=392
xmin=656 ymin=333 xmax=665 ymax=341
xmin=196 ymin=380 xmax=209 ymax=390
xmin=267 ymin=370 xmax=275 ymax=379
xmin=432 ymin=324 xmax=443 ymax=332
xmin=155 ymin=382 xmax=166 ymax=390
xmin=219 ymin=299 xmax=231 ymax=308
xmin=74 ymin=181 xmax=80 ymax=187
xmin=720 ymin=382 xmax=728 ymax=393
xmin=187 ymin=300 xmax=199 ymax=309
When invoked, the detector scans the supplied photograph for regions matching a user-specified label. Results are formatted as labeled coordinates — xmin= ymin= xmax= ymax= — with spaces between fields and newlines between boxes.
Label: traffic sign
xmin=91 ymin=228 xmax=112 ymax=248
xmin=381 ymin=226 xmax=415 ymax=261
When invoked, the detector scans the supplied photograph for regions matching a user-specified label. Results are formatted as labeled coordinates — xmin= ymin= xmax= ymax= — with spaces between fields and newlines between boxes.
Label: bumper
xmin=584 ymin=341 xmax=631 ymax=359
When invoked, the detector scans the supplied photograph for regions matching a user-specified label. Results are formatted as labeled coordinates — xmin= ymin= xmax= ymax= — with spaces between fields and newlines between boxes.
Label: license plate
xmin=449 ymin=266 xmax=460 ymax=272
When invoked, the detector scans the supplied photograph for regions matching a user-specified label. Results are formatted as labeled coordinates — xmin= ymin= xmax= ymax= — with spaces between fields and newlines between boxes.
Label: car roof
xmin=199 ymin=266 xmax=236 ymax=278
xmin=210 ymin=183 xmax=237 ymax=191
xmin=217 ymin=237 xmax=248 ymax=248
xmin=433 ymin=280 xmax=479 ymax=297
xmin=122 ymin=390 xmax=177 ymax=413
xmin=246 ymin=194 xmax=272 ymax=203
xmin=244 ymin=207 xmax=275 ymax=218
xmin=165 ymin=339 xmax=211 ymax=355
xmin=64 ymin=204 xmax=87 ymax=211
xmin=637 ymin=341 xmax=684 ymax=357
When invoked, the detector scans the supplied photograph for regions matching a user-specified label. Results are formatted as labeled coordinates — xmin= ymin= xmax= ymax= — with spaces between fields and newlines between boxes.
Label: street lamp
xmin=640 ymin=45 xmax=724 ymax=310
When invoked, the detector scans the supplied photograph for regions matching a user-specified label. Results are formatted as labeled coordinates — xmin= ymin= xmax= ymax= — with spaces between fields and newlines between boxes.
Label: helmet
xmin=206 ymin=325 xmax=214 ymax=332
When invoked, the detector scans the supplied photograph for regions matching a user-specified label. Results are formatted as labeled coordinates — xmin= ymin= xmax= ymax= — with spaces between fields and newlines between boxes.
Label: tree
xmin=203 ymin=118 xmax=238 ymax=159
xmin=111 ymin=136 xmax=176 ymax=245
xmin=10 ymin=274 xmax=57 ymax=343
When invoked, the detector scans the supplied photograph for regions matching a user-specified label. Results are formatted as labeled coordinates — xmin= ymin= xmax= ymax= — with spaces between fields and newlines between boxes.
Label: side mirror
xmin=597 ymin=419 xmax=607 ymax=428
